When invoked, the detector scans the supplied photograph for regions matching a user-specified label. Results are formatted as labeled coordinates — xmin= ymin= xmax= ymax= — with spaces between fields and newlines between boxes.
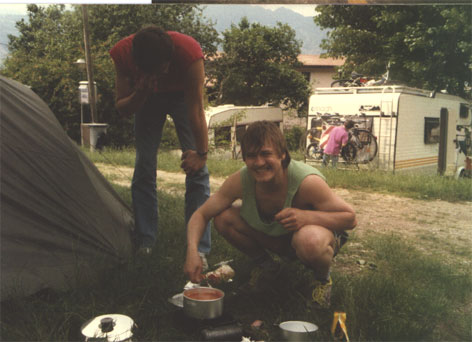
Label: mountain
xmin=0 ymin=14 xmax=26 ymax=63
xmin=0 ymin=5 xmax=326 ymax=63
xmin=201 ymin=5 xmax=327 ymax=54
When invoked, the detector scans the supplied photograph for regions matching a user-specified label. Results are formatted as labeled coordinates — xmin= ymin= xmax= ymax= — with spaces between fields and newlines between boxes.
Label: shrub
xmin=284 ymin=125 xmax=304 ymax=151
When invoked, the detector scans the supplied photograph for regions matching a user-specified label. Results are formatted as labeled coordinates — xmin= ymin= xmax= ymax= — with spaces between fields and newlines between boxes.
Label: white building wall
xmin=309 ymin=69 xmax=337 ymax=88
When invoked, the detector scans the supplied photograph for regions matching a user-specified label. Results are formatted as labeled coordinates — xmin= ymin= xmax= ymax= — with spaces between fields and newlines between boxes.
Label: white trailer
xmin=206 ymin=104 xmax=283 ymax=150
xmin=307 ymin=85 xmax=471 ymax=176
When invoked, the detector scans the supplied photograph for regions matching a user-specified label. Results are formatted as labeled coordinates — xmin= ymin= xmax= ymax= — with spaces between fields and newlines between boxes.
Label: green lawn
xmin=1 ymin=148 xmax=471 ymax=341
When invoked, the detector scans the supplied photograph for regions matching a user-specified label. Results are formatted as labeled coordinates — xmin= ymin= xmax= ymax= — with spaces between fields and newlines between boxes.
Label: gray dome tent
xmin=0 ymin=76 xmax=134 ymax=301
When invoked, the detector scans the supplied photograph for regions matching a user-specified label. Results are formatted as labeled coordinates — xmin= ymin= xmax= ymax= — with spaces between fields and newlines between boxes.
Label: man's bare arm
xmin=184 ymin=172 xmax=242 ymax=282
xmin=275 ymin=175 xmax=357 ymax=233
xmin=180 ymin=59 xmax=208 ymax=175
xmin=113 ymin=62 xmax=153 ymax=116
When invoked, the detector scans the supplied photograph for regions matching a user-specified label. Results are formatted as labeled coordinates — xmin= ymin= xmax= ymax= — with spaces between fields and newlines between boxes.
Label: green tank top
xmin=240 ymin=159 xmax=325 ymax=237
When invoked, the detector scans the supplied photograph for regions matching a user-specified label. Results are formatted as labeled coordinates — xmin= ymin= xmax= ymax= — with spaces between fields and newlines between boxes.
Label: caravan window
xmin=424 ymin=117 xmax=440 ymax=144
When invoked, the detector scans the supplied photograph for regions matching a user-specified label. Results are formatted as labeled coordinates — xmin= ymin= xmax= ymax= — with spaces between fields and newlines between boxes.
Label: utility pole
xmin=81 ymin=5 xmax=97 ymax=123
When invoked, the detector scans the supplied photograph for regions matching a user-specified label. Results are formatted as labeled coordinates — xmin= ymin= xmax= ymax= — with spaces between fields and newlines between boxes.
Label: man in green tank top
xmin=184 ymin=121 xmax=357 ymax=308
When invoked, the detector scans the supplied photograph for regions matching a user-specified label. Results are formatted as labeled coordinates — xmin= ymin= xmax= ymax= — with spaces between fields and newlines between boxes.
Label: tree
xmin=315 ymin=5 xmax=472 ymax=98
xmin=1 ymin=4 xmax=219 ymax=145
xmin=208 ymin=18 xmax=311 ymax=115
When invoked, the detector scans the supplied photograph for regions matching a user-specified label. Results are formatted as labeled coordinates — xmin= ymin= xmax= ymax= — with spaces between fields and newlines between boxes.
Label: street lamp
xmin=74 ymin=58 xmax=86 ymax=70
xmin=74 ymin=57 xmax=100 ymax=148
xmin=75 ymin=58 xmax=86 ymax=145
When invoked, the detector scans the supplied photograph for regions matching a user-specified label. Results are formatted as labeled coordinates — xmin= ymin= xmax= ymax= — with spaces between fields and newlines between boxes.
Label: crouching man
xmin=184 ymin=121 xmax=356 ymax=308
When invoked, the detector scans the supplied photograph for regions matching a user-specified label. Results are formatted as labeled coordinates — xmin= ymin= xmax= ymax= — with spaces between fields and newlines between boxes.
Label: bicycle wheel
xmin=330 ymin=80 xmax=350 ymax=87
xmin=357 ymin=130 xmax=378 ymax=162
xmin=341 ymin=142 xmax=357 ymax=162
xmin=306 ymin=142 xmax=323 ymax=160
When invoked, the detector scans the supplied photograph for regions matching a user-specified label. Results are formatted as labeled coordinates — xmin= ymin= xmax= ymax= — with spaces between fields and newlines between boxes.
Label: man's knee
xmin=292 ymin=226 xmax=335 ymax=260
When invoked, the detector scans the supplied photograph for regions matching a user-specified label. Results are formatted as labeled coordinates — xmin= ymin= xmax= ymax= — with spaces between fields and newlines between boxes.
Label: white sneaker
xmin=198 ymin=252 xmax=209 ymax=272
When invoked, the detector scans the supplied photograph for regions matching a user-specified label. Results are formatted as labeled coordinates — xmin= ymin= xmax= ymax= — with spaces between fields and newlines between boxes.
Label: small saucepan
xmin=279 ymin=321 xmax=319 ymax=341
xmin=183 ymin=287 xmax=224 ymax=320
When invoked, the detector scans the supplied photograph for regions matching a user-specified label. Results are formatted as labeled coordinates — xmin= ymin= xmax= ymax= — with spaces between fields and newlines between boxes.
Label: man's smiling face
xmin=245 ymin=142 xmax=286 ymax=183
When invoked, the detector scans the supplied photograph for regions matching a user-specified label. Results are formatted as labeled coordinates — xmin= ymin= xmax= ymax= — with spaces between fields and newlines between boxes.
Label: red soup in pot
xmin=184 ymin=288 xmax=223 ymax=301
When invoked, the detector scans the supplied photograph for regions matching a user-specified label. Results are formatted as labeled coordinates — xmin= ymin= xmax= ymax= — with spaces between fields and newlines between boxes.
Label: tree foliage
xmin=1 ymin=4 xmax=219 ymax=145
xmin=207 ymin=18 xmax=311 ymax=114
xmin=315 ymin=5 xmax=472 ymax=98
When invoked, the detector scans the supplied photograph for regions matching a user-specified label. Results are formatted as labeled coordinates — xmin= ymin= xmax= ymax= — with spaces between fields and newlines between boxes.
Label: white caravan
xmin=307 ymin=85 xmax=471 ymax=176
xmin=205 ymin=104 xmax=283 ymax=150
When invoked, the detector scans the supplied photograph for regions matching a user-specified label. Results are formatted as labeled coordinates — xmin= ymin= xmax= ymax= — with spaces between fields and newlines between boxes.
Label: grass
xmin=2 ymin=147 xmax=469 ymax=341
xmin=334 ymin=232 xmax=472 ymax=341
xmin=1 ymin=191 xmax=471 ymax=341
xmin=1 ymin=178 xmax=471 ymax=340
xmin=320 ymin=167 xmax=472 ymax=203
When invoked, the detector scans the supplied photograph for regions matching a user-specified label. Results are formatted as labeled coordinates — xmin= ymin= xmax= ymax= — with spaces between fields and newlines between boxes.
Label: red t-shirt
xmin=109 ymin=31 xmax=203 ymax=92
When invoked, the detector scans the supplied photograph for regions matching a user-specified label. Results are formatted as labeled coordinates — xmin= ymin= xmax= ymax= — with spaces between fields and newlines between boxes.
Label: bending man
xmin=110 ymin=26 xmax=211 ymax=264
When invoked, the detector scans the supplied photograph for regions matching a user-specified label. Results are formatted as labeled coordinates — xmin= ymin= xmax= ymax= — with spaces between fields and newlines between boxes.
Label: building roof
xmin=297 ymin=54 xmax=345 ymax=67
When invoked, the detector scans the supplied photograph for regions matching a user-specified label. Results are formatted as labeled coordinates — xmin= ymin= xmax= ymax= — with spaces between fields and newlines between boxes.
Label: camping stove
xmin=172 ymin=309 xmax=244 ymax=341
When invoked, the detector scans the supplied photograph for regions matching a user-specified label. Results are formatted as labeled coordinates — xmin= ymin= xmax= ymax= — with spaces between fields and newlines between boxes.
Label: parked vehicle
xmin=307 ymin=85 xmax=471 ymax=176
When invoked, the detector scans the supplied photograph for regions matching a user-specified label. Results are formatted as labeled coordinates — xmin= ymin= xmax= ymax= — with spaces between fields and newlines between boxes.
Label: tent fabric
xmin=0 ymin=76 xmax=134 ymax=301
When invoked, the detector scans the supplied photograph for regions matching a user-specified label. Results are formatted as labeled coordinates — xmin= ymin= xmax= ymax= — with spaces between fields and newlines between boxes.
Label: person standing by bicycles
xmin=323 ymin=120 xmax=355 ymax=168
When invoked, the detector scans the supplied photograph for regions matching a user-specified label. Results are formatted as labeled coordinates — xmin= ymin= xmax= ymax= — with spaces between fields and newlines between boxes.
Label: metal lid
xmin=81 ymin=314 xmax=134 ymax=342
xmin=279 ymin=321 xmax=318 ymax=333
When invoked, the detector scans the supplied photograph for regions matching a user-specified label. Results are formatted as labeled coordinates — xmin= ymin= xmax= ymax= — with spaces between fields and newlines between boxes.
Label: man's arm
xmin=113 ymin=62 xmax=154 ymax=116
xmin=184 ymin=172 xmax=242 ymax=283
xmin=275 ymin=175 xmax=357 ymax=233
xmin=180 ymin=59 xmax=208 ymax=175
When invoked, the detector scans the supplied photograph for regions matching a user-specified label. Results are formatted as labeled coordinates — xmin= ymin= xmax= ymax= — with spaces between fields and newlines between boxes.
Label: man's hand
xmin=135 ymin=74 xmax=156 ymax=95
xmin=181 ymin=150 xmax=206 ymax=176
xmin=274 ymin=208 xmax=308 ymax=232
xmin=184 ymin=250 xmax=204 ymax=283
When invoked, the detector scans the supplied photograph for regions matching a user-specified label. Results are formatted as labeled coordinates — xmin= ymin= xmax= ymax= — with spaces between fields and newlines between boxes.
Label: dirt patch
xmin=96 ymin=163 xmax=472 ymax=267
xmin=96 ymin=163 xmax=226 ymax=192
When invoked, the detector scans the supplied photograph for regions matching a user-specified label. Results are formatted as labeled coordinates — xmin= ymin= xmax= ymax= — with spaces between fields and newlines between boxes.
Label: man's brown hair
xmin=241 ymin=120 xmax=291 ymax=168
xmin=344 ymin=120 xmax=355 ymax=129
xmin=132 ymin=25 xmax=174 ymax=74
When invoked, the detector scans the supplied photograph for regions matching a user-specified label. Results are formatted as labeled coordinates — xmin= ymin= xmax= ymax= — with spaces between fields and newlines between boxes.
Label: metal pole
xmin=81 ymin=5 xmax=97 ymax=123
xmin=80 ymin=102 xmax=84 ymax=145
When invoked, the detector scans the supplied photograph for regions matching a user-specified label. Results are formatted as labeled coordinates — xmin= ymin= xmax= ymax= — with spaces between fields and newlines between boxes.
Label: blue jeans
xmin=323 ymin=153 xmax=339 ymax=168
xmin=132 ymin=91 xmax=211 ymax=254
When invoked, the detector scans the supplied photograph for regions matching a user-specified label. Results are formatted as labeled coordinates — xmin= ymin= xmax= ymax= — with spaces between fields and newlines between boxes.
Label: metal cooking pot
xmin=279 ymin=321 xmax=318 ymax=341
xmin=183 ymin=287 xmax=224 ymax=320
xmin=81 ymin=314 xmax=135 ymax=342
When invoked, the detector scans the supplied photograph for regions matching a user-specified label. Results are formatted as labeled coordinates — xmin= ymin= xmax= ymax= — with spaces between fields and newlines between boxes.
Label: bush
xmin=284 ymin=125 xmax=304 ymax=151
xmin=160 ymin=118 xmax=180 ymax=149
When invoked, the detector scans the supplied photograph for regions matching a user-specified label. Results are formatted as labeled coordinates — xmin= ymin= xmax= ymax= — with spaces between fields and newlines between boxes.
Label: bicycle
xmin=306 ymin=127 xmax=377 ymax=164
xmin=341 ymin=127 xmax=378 ymax=163
xmin=331 ymin=65 xmax=390 ymax=88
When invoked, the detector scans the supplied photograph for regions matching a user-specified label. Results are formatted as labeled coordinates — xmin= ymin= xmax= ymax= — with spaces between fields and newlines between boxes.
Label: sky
xmin=0 ymin=2 xmax=318 ymax=17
